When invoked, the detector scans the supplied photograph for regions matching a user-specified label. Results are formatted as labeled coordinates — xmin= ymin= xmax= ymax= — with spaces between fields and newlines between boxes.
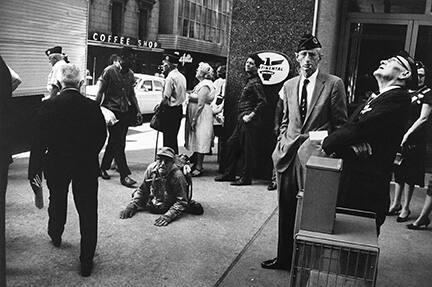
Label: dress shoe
xmin=407 ymin=217 xmax=430 ymax=230
xmin=230 ymin=178 xmax=251 ymax=186
xmin=215 ymin=174 xmax=235 ymax=182
xmin=387 ymin=205 xmax=402 ymax=216
xmin=267 ymin=181 xmax=277 ymax=191
xmin=261 ymin=258 xmax=290 ymax=270
xmin=48 ymin=234 xmax=61 ymax=247
xmin=100 ymin=169 xmax=111 ymax=180
xmin=121 ymin=176 xmax=137 ymax=188
xmin=80 ymin=261 xmax=94 ymax=277
xmin=396 ymin=210 xmax=411 ymax=222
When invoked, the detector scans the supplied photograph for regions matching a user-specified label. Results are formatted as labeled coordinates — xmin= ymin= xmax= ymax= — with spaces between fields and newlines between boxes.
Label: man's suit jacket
xmin=322 ymin=88 xmax=410 ymax=214
xmin=272 ymin=71 xmax=347 ymax=176
xmin=28 ymin=88 xmax=107 ymax=180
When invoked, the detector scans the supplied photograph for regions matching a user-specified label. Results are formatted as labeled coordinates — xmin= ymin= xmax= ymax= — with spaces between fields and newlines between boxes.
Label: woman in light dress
xmin=185 ymin=62 xmax=215 ymax=176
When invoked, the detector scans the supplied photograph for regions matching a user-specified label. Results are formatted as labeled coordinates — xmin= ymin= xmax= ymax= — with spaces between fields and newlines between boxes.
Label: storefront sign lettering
xmin=179 ymin=53 xmax=193 ymax=64
xmin=90 ymin=32 xmax=160 ymax=49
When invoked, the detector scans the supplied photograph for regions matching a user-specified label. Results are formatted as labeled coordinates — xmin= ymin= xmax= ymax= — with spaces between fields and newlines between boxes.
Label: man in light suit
xmin=261 ymin=34 xmax=348 ymax=270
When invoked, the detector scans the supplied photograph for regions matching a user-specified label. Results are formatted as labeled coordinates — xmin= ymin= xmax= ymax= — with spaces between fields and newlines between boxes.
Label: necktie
xmin=300 ymin=78 xmax=309 ymax=122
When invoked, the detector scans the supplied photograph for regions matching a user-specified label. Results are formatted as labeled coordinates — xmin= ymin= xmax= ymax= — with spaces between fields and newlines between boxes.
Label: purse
xmin=150 ymin=104 xmax=166 ymax=131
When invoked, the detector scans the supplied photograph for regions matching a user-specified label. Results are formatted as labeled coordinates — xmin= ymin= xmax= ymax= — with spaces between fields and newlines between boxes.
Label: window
xmin=154 ymin=81 xmax=163 ymax=91
xmin=138 ymin=9 xmax=148 ymax=39
xmin=111 ymin=1 xmax=123 ymax=35
xmin=143 ymin=80 xmax=153 ymax=91
xmin=348 ymin=0 xmax=426 ymax=14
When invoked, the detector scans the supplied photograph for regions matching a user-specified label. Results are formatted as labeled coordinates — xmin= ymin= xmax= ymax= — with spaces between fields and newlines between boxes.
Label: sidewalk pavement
xmin=6 ymin=124 xmax=432 ymax=286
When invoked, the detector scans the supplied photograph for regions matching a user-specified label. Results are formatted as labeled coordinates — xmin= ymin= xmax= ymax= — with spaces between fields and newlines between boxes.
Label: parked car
xmin=85 ymin=73 xmax=164 ymax=115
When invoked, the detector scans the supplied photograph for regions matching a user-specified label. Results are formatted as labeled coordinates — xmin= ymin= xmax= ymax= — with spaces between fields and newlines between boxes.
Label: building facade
xmin=88 ymin=0 xmax=233 ymax=88
xmin=158 ymin=0 xmax=232 ymax=88
xmin=87 ymin=0 xmax=163 ymax=83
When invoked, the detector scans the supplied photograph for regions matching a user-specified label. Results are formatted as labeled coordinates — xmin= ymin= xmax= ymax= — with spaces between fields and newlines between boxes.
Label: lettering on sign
xmin=179 ymin=53 xmax=193 ymax=65
xmin=256 ymin=51 xmax=290 ymax=85
xmin=90 ymin=32 xmax=161 ymax=49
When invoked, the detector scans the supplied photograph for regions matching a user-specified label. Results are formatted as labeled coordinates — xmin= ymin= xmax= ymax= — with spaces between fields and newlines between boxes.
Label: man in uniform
xmin=28 ymin=63 xmax=107 ymax=277
xmin=322 ymin=50 xmax=417 ymax=235
xmin=214 ymin=54 xmax=267 ymax=186
xmin=45 ymin=46 xmax=68 ymax=99
xmin=262 ymin=33 xmax=347 ymax=270
xmin=159 ymin=54 xmax=187 ymax=154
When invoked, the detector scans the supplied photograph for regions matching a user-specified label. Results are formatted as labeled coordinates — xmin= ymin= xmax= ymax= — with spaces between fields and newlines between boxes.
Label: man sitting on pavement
xmin=119 ymin=147 xmax=203 ymax=226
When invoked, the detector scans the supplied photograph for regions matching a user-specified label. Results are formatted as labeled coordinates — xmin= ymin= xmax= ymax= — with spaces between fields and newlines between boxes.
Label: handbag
xmin=100 ymin=106 xmax=118 ymax=126
xmin=150 ymin=104 xmax=166 ymax=131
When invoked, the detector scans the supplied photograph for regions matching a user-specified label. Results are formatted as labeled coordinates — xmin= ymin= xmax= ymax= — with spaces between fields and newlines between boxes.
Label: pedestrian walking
xmin=262 ymin=33 xmax=348 ymax=271
xmin=28 ymin=63 xmax=107 ymax=277
xmin=214 ymin=53 xmax=267 ymax=186
xmin=96 ymin=47 xmax=142 ymax=188
xmin=322 ymin=50 xmax=417 ymax=235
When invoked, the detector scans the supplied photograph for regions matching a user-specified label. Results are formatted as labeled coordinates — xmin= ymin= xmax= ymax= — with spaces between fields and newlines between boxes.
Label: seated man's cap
xmin=157 ymin=147 xmax=176 ymax=159
xmin=297 ymin=33 xmax=322 ymax=52
xmin=45 ymin=46 xmax=62 ymax=57
xmin=163 ymin=53 xmax=180 ymax=65
xmin=395 ymin=50 xmax=418 ymax=90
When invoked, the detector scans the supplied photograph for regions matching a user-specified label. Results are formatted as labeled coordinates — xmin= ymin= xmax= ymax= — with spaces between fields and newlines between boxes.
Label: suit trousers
xmin=162 ymin=105 xmax=183 ymax=154
xmin=224 ymin=119 xmax=256 ymax=181
xmin=101 ymin=111 xmax=131 ymax=177
xmin=276 ymin=158 xmax=302 ymax=266
xmin=46 ymin=169 xmax=98 ymax=264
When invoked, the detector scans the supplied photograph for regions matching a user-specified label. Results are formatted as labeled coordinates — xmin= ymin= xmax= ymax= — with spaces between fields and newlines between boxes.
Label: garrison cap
xmin=296 ymin=33 xmax=322 ymax=52
xmin=395 ymin=50 xmax=418 ymax=90
xmin=163 ymin=53 xmax=180 ymax=65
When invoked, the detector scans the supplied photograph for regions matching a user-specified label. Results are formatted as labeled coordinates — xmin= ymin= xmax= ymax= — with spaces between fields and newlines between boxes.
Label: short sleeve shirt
xmin=98 ymin=64 xmax=135 ymax=113
xmin=47 ymin=59 xmax=67 ymax=94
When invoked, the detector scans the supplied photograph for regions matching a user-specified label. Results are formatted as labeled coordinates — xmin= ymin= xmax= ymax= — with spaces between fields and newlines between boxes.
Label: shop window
xmin=111 ymin=1 xmax=123 ymax=35
xmin=348 ymin=0 xmax=426 ymax=14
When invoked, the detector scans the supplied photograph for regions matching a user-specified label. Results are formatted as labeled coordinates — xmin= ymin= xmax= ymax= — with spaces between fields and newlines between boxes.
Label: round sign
xmin=256 ymin=51 xmax=290 ymax=85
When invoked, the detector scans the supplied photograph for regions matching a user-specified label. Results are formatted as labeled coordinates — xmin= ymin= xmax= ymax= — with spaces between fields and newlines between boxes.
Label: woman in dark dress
xmin=390 ymin=61 xmax=432 ymax=222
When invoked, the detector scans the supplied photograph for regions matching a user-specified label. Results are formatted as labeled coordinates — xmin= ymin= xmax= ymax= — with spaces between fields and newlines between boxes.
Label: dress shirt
xmin=298 ymin=68 xmax=319 ymax=109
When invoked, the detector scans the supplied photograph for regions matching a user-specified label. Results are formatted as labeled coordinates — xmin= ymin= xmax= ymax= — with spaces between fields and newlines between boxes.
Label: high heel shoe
xmin=407 ymin=217 xmax=430 ymax=230
xmin=387 ymin=205 xmax=402 ymax=216
xmin=396 ymin=210 xmax=411 ymax=222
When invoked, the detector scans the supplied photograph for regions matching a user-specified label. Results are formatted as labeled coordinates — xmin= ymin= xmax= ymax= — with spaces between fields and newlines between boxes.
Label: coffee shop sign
xmin=90 ymin=32 xmax=160 ymax=49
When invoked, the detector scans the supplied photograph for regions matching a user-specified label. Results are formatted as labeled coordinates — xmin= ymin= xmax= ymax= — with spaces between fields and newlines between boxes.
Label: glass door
xmin=341 ymin=19 xmax=412 ymax=106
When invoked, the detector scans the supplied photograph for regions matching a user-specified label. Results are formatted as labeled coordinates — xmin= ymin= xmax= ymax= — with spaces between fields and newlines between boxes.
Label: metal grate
xmin=291 ymin=239 xmax=378 ymax=287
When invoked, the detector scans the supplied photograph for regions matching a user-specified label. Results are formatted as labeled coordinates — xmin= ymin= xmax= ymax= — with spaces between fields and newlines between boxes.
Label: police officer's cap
xmin=163 ymin=53 xmax=180 ymax=65
xmin=296 ymin=33 xmax=322 ymax=52
xmin=45 ymin=46 xmax=62 ymax=57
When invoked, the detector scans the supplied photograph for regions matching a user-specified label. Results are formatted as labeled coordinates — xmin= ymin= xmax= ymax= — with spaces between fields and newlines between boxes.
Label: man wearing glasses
xmin=262 ymin=33 xmax=347 ymax=271
xmin=322 ymin=50 xmax=418 ymax=235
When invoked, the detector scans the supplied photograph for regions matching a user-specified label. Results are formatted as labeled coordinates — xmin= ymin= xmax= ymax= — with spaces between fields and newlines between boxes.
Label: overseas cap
xmin=163 ymin=53 xmax=180 ymax=65
xmin=157 ymin=147 xmax=176 ymax=159
xmin=296 ymin=33 xmax=322 ymax=52
xmin=45 ymin=46 xmax=62 ymax=57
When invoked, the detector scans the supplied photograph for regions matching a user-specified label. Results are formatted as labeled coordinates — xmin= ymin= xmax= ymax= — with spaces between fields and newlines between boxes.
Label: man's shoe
xmin=49 ymin=234 xmax=61 ymax=247
xmin=80 ymin=261 xmax=94 ymax=277
xmin=267 ymin=181 xmax=277 ymax=191
xmin=121 ymin=176 xmax=137 ymax=188
xmin=100 ymin=169 xmax=111 ymax=180
xmin=230 ymin=178 xmax=251 ymax=186
xmin=215 ymin=174 xmax=235 ymax=182
xmin=261 ymin=258 xmax=290 ymax=270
